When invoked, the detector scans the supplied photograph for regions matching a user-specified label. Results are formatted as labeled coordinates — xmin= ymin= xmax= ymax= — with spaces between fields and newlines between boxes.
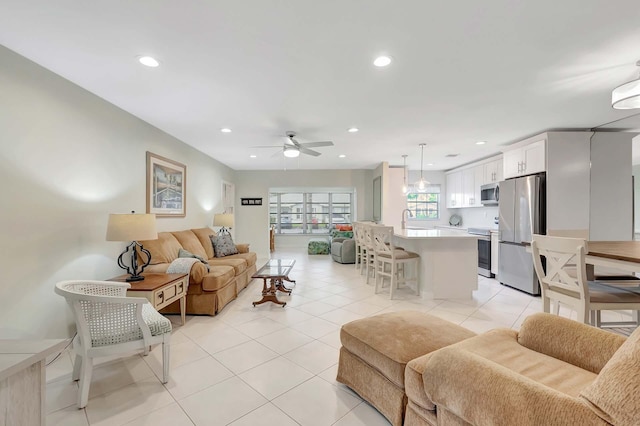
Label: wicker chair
xmin=55 ymin=280 xmax=172 ymax=408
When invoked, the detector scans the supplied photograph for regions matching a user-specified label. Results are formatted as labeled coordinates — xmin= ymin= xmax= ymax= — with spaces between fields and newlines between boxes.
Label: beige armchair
xmin=404 ymin=313 xmax=639 ymax=426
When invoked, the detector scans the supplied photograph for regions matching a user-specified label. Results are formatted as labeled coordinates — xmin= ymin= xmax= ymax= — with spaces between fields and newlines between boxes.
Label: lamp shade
xmin=106 ymin=213 xmax=157 ymax=241
xmin=213 ymin=213 xmax=234 ymax=228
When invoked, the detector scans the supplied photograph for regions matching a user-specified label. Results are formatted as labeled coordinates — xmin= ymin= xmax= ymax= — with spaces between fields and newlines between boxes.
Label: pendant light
xmin=415 ymin=143 xmax=430 ymax=192
xmin=401 ymin=155 xmax=409 ymax=194
xmin=612 ymin=60 xmax=640 ymax=110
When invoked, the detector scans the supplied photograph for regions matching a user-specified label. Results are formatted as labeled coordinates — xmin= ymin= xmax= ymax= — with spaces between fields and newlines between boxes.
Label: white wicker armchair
xmin=55 ymin=280 xmax=172 ymax=408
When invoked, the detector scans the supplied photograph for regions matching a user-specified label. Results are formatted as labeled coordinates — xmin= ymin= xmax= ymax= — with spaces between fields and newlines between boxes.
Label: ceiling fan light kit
xmin=283 ymin=146 xmax=300 ymax=158
xmin=612 ymin=60 xmax=640 ymax=110
xmin=415 ymin=143 xmax=430 ymax=192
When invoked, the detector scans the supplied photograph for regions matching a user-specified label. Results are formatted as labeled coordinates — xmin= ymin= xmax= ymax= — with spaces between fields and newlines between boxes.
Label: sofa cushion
xmin=430 ymin=329 xmax=599 ymax=398
xmin=208 ymin=257 xmax=247 ymax=275
xmin=141 ymin=232 xmax=182 ymax=265
xmin=201 ymin=265 xmax=236 ymax=292
xmin=191 ymin=228 xmax=216 ymax=259
xmin=340 ymin=311 xmax=475 ymax=389
xmin=579 ymin=326 xmax=640 ymax=425
xmin=211 ymin=234 xmax=239 ymax=257
xmin=225 ymin=252 xmax=257 ymax=268
xmin=171 ymin=230 xmax=208 ymax=259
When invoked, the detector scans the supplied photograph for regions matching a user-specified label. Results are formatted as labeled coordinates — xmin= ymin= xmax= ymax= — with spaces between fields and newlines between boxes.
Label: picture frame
xmin=146 ymin=152 xmax=186 ymax=217
xmin=241 ymin=197 xmax=262 ymax=206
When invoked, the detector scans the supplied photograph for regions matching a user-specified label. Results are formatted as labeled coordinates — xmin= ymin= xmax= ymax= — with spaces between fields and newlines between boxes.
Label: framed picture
xmin=146 ymin=152 xmax=186 ymax=217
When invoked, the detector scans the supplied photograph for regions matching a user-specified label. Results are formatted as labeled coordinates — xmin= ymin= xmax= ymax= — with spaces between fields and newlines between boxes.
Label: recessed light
xmin=347 ymin=127 xmax=359 ymax=133
xmin=138 ymin=56 xmax=160 ymax=67
xmin=220 ymin=128 xmax=232 ymax=133
xmin=339 ymin=154 xmax=346 ymax=158
xmin=476 ymin=141 xmax=486 ymax=145
xmin=427 ymin=163 xmax=434 ymax=166
xmin=250 ymin=155 xmax=257 ymax=158
xmin=373 ymin=56 xmax=392 ymax=67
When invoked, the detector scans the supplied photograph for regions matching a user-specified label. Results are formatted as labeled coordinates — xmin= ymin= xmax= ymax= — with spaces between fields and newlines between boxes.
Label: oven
xmin=468 ymin=228 xmax=494 ymax=278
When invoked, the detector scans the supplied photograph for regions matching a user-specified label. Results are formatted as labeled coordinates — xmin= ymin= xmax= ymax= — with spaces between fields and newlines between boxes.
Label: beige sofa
xmin=140 ymin=228 xmax=257 ymax=316
xmin=404 ymin=313 xmax=638 ymax=426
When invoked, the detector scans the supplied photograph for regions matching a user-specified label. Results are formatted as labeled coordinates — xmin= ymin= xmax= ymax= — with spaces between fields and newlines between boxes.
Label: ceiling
xmin=2 ymin=1 xmax=640 ymax=171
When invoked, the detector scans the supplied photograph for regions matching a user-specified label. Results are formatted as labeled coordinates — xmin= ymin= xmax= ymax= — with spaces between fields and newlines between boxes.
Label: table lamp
xmin=214 ymin=213 xmax=234 ymax=235
xmin=106 ymin=212 xmax=158 ymax=282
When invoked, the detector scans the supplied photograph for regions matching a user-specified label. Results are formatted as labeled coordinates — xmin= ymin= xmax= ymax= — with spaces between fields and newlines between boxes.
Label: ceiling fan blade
xmin=300 ymin=141 xmax=333 ymax=148
xmin=299 ymin=146 xmax=321 ymax=156
xmin=251 ymin=145 xmax=282 ymax=149
xmin=271 ymin=149 xmax=285 ymax=158
xmin=286 ymin=137 xmax=299 ymax=147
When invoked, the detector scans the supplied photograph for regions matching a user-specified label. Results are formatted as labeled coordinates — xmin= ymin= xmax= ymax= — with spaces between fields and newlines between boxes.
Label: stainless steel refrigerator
xmin=498 ymin=173 xmax=546 ymax=295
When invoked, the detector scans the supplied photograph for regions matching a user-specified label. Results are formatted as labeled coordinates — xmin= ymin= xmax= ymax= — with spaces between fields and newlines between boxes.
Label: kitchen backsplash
xmin=453 ymin=206 xmax=499 ymax=229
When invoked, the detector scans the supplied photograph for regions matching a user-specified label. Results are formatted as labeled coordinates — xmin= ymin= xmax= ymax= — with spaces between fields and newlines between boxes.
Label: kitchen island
xmin=395 ymin=228 xmax=479 ymax=299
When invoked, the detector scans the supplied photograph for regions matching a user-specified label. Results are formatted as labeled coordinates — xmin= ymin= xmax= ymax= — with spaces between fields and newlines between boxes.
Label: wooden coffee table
xmin=108 ymin=273 xmax=189 ymax=325
xmin=251 ymin=259 xmax=296 ymax=307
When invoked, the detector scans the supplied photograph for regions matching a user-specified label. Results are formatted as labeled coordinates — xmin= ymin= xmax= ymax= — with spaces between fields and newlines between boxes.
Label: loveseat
xmin=404 ymin=313 xmax=638 ymax=426
xmin=140 ymin=228 xmax=257 ymax=316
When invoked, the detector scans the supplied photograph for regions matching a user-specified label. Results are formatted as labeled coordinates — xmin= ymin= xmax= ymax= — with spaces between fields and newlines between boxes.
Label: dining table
xmin=585 ymin=241 xmax=640 ymax=275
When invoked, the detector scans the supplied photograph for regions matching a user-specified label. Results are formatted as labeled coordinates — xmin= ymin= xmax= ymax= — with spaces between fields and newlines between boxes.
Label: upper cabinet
xmin=483 ymin=158 xmax=503 ymax=184
xmin=503 ymin=140 xmax=546 ymax=179
xmin=446 ymin=171 xmax=463 ymax=208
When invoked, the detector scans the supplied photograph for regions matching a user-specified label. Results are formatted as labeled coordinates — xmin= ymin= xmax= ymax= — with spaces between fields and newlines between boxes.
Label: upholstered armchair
xmin=331 ymin=231 xmax=356 ymax=263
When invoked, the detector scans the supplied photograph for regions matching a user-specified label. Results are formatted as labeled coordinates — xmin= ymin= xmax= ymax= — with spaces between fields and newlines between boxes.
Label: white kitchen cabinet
xmin=491 ymin=231 xmax=499 ymax=274
xmin=462 ymin=165 xmax=484 ymax=207
xmin=503 ymin=140 xmax=546 ymax=179
xmin=446 ymin=171 xmax=463 ymax=208
xmin=483 ymin=159 xmax=503 ymax=184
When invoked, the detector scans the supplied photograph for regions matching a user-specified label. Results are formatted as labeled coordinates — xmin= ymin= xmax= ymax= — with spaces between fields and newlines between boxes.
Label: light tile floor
xmin=46 ymin=248 xmax=637 ymax=425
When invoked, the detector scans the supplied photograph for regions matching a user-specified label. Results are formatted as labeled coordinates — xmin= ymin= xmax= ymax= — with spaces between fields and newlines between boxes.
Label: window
xmin=407 ymin=185 xmax=440 ymax=220
xmin=270 ymin=190 xmax=353 ymax=234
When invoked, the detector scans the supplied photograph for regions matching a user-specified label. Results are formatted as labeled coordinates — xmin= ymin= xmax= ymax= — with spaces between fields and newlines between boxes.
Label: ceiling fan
xmin=253 ymin=131 xmax=334 ymax=158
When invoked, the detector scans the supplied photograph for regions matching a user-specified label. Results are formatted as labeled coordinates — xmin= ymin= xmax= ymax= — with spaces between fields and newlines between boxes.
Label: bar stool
xmin=372 ymin=225 xmax=420 ymax=298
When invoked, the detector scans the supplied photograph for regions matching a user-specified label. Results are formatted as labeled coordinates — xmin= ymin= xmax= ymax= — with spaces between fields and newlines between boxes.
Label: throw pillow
xmin=210 ymin=234 xmax=238 ymax=257
xmin=579 ymin=325 xmax=640 ymax=425
xmin=178 ymin=248 xmax=209 ymax=271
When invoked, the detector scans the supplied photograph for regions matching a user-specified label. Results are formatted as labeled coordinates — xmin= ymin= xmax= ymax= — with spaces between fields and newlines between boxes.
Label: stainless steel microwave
xmin=480 ymin=182 xmax=499 ymax=206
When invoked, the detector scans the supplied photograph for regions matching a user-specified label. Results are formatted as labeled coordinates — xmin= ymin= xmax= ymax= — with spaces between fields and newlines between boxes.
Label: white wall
xmin=454 ymin=207 xmax=499 ymax=229
xmin=234 ymin=170 xmax=372 ymax=257
xmin=0 ymin=46 xmax=235 ymax=338
xmin=590 ymin=132 xmax=633 ymax=241
xmin=546 ymin=132 xmax=592 ymax=234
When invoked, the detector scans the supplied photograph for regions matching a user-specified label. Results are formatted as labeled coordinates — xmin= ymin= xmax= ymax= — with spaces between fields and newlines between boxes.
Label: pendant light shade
xmin=612 ymin=60 xmax=640 ymax=110
xmin=401 ymin=155 xmax=409 ymax=194
xmin=414 ymin=143 xmax=430 ymax=192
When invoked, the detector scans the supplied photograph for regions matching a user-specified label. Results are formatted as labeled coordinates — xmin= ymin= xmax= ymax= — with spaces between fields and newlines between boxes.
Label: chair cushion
xmin=208 ymin=257 xmax=247 ymax=275
xmin=91 ymin=303 xmax=172 ymax=347
xmin=580 ymin=326 xmax=640 ymax=425
xmin=228 ymin=251 xmax=257 ymax=267
xmin=377 ymin=250 xmax=419 ymax=259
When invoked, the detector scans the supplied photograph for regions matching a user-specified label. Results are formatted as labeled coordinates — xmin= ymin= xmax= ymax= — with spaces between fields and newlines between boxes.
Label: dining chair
xmin=353 ymin=222 xmax=365 ymax=272
xmin=547 ymin=229 xmax=640 ymax=281
xmin=531 ymin=234 xmax=640 ymax=327
xmin=372 ymin=225 xmax=420 ymax=299
xmin=55 ymin=280 xmax=172 ymax=408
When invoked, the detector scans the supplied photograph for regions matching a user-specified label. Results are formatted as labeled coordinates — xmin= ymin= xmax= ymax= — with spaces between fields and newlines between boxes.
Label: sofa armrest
xmin=236 ymin=243 xmax=250 ymax=254
xmin=423 ymin=347 xmax=607 ymax=426
xmin=518 ymin=313 xmax=626 ymax=374
xmin=331 ymin=237 xmax=349 ymax=243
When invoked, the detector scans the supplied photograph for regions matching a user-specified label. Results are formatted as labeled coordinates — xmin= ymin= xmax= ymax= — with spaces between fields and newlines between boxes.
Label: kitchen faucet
xmin=401 ymin=209 xmax=413 ymax=229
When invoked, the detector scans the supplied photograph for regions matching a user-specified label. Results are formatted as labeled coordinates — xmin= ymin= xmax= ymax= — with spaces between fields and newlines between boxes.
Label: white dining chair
xmin=55 ymin=280 xmax=172 ymax=408
xmin=531 ymin=234 xmax=640 ymax=327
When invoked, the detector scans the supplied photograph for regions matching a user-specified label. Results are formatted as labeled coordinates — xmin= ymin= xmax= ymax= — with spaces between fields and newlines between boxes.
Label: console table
xmin=0 ymin=339 xmax=69 ymax=426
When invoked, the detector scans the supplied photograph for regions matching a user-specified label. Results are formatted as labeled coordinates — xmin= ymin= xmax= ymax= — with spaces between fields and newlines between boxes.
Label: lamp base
xmin=126 ymin=274 xmax=145 ymax=282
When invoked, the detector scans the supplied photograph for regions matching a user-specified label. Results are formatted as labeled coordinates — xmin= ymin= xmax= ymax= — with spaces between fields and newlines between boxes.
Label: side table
xmin=108 ymin=273 xmax=189 ymax=325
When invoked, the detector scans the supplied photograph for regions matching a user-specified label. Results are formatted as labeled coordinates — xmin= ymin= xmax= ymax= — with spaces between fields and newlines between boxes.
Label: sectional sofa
xmin=140 ymin=228 xmax=257 ymax=315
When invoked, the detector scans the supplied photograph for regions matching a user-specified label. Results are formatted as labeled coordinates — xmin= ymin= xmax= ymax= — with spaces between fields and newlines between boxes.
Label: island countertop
xmin=395 ymin=228 xmax=478 ymax=239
